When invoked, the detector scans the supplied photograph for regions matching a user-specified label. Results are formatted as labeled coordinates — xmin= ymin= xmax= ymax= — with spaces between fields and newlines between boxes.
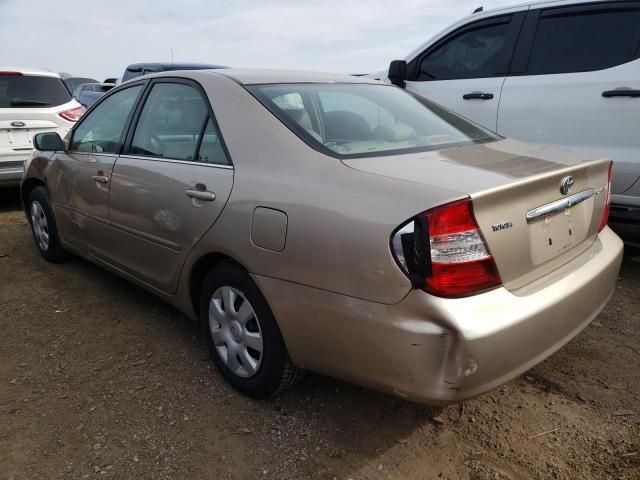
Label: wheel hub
xmin=229 ymin=321 xmax=243 ymax=342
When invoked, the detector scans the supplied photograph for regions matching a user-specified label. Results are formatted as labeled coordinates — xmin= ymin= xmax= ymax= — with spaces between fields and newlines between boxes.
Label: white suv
xmin=378 ymin=0 xmax=640 ymax=222
xmin=1 ymin=68 xmax=85 ymax=187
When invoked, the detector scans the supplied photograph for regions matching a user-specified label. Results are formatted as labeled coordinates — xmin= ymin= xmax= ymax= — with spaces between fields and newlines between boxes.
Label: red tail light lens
xmin=598 ymin=161 xmax=612 ymax=232
xmin=59 ymin=106 xmax=86 ymax=122
xmin=0 ymin=71 xmax=23 ymax=76
xmin=391 ymin=198 xmax=502 ymax=298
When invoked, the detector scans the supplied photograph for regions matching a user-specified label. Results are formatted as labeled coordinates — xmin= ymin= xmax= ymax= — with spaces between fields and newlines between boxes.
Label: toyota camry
xmin=21 ymin=69 xmax=623 ymax=404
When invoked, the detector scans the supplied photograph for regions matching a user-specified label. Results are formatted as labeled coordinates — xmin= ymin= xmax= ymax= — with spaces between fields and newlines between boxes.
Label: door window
xmin=70 ymin=85 xmax=142 ymax=153
xmin=526 ymin=7 xmax=640 ymax=74
xmin=130 ymin=83 xmax=209 ymax=161
xmin=418 ymin=21 xmax=510 ymax=80
xmin=197 ymin=118 xmax=231 ymax=165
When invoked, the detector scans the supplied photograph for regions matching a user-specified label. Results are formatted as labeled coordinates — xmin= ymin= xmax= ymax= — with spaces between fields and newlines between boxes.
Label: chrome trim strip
xmin=526 ymin=189 xmax=596 ymax=221
xmin=119 ymin=155 xmax=234 ymax=170
xmin=68 ymin=152 xmax=119 ymax=158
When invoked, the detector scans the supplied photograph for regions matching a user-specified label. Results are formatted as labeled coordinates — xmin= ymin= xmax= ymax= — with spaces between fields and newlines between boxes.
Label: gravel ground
xmin=0 ymin=186 xmax=638 ymax=480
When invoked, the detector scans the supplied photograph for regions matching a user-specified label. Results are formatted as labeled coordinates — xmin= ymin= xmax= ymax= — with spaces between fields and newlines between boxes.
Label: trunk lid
xmin=342 ymin=138 xmax=611 ymax=291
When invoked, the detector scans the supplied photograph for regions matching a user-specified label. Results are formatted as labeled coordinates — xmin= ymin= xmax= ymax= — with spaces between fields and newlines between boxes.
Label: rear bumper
xmin=0 ymin=158 xmax=26 ymax=186
xmin=254 ymin=227 xmax=623 ymax=404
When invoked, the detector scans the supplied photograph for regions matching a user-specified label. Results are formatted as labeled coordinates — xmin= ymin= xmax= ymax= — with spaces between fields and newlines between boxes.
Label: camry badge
xmin=560 ymin=176 xmax=574 ymax=195
xmin=492 ymin=221 xmax=513 ymax=232
xmin=10 ymin=121 xmax=26 ymax=128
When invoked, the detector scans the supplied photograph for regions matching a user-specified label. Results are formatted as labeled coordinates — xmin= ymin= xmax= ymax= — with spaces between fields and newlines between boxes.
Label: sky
xmin=0 ymin=0 xmax=515 ymax=81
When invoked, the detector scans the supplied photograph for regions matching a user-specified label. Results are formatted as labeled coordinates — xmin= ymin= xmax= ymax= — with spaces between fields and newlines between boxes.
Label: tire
xmin=200 ymin=262 xmax=303 ymax=399
xmin=27 ymin=186 xmax=69 ymax=263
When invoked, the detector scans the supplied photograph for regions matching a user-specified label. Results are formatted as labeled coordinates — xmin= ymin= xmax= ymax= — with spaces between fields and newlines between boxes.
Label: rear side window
xmin=0 ymin=74 xmax=72 ymax=108
xmin=197 ymin=118 xmax=231 ymax=165
xmin=70 ymin=85 xmax=142 ymax=153
xmin=526 ymin=7 xmax=640 ymax=74
xmin=131 ymin=82 xmax=228 ymax=164
xmin=418 ymin=21 xmax=510 ymax=80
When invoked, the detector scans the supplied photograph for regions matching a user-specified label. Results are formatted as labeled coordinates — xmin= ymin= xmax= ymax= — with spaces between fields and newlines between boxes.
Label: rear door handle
xmin=602 ymin=88 xmax=640 ymax=98
xmin=92 ymin=175 xmax=109 ymax=184
xmin=463 ymin=92 xmax=494 ymax=100
xmin=185 ymin=189 xmax=216 ymax=201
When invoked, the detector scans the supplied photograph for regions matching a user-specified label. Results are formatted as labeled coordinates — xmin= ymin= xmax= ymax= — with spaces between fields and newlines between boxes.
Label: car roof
xmin=213 ymin=69 xmax=382 ymax=85
xmin=0 ymin=66 xmax=59 ymax=77
xmin=125 ymin=62 xmax=225 ymax=72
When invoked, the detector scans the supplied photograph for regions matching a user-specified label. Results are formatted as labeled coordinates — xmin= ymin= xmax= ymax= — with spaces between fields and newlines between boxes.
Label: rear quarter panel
xmin=176 ymin=73 xmax=465 ymax=307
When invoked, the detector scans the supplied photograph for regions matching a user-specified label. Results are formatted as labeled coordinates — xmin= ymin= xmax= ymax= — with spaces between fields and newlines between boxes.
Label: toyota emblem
xmin=560 ymin=176 xmax=574 ymax=195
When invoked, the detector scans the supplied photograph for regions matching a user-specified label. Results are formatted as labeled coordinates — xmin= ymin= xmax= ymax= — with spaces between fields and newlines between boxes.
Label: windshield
xmin=247 ymin=83 xmax=499 ymax=158
xmin=0 ymin=74 xmax=72 ymax=108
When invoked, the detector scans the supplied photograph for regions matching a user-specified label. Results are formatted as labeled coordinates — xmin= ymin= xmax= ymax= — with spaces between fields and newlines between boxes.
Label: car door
xmin=107 ymin=79 xmax=234 ymax=294
xmin=49 ymin=83 xmax=144 ymax=253
xmin=498 ymin=2 xmax=640 ymax=195
xmin=403 ymin=12 xmax=524 ymax=130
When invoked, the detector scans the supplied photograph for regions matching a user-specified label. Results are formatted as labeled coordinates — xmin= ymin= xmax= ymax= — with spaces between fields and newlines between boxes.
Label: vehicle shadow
xmin=0 ymin=187 xmax=22 ymax=213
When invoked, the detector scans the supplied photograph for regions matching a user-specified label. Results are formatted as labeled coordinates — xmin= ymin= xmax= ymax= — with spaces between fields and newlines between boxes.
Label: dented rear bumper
xmin=252 ymin=227 xmax=623 ymax=404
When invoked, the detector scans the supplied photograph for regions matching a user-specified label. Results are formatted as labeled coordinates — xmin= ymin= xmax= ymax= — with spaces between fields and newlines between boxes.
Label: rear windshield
xmin=247 ymin=83 xmax=498 ymax=158
xmin=0 ymin=75 xmax=72 ymax=108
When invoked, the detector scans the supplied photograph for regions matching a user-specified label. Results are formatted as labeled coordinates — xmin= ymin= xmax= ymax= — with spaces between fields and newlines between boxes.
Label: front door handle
xmin=92 ymin=175 xmax=109 ymax=184
xmin=185 ymin=189 xmax=216 ymax=201
xmin=463 ymin=92 xmax=494 ymax=100
xmin=602 ymin=88 xmax=640 ymax=98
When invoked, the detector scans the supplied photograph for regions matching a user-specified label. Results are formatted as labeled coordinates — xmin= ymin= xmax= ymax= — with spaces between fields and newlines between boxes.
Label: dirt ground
xmin=0 ymin=186 xmax=638 ymax=480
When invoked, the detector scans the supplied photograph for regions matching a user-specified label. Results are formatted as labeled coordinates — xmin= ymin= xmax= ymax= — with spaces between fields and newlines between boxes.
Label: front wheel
xmin=200 ymin=262 xmax=302 ymax=398
xmin=27 ymin=186 xmax=68 ymax=263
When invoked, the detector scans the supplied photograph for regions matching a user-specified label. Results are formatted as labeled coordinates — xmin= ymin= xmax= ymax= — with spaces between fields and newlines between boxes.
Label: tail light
xmin=598 ymin=161 xmax=612 ymax=232
xmin=58 ymin=106 xmax=86 ymax=122
xmin=391 ymin=198 xmax=501 ymax=298
xmin=0 ymin=71 xmax=23 ymax=76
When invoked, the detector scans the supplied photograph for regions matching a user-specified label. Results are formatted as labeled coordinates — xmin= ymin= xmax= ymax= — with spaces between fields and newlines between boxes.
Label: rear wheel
xmin=27 ymin=186 xmax=68 ymax=263
xmin=200 ymin=262 xmax=302 ymax=398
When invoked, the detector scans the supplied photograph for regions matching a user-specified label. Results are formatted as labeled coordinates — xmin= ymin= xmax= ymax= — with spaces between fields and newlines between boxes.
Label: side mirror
xmin=33 ymin=132 xmax=64 ymax=152
xmin=388 ymin=60 xmax=407 ymax=88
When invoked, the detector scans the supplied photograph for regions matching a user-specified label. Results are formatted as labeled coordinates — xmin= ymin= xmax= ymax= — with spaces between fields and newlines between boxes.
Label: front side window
xmin=70 ymin=85 xmax=142 ymax=153
xmin=418 ymin=21 xmax=510 ymax=80
xmin=130 ymin=83 xmax=209 ymax=161
xmin=249 ymin=83 xmax=498 ymax=158
xmin=526 ymin=7 xmax=640 ymax=75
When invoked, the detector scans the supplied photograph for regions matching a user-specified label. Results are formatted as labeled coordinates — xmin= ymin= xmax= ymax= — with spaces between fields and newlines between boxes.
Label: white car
xmin=376 ymin=0 xmax=640 ymax=222
xmin=1 ymin=67 xmax=85 ymax=187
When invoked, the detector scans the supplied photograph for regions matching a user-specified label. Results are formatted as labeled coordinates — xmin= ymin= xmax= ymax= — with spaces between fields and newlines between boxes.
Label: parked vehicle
xmin=1 ymin=68 xmax=85 ymax=187
xmin=378 ymin=0 xmax=640 ymax=222
xmin=121 ymin=62 xmax=225 ymax=83
xmin=21 ymin=69 xmax=622 ymax=404
xmin=63 ymin=76 xmax=98 ymax=94
xmin=72 ymin=82 xmax=116 ymax=108
xmin=103 ymin=77 xmax=119 ymax=85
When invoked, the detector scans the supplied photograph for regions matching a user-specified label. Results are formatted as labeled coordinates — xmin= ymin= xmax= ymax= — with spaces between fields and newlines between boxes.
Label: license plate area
xmin=4 ymin=129 xmax=32 ymax=148
xmin=529 ymin=201 xmax=592 ymax=265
